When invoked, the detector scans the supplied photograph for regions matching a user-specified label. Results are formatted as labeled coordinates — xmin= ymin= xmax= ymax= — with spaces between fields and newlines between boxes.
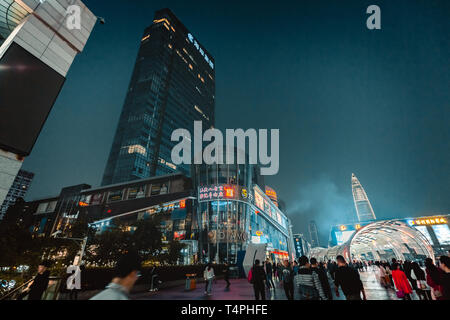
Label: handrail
xmin=0 ymin=278 xmax=33 ymax=301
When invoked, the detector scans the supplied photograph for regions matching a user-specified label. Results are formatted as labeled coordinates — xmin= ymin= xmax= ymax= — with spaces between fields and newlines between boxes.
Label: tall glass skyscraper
xmin=102 ymin=8 xmax=215 ymax=185
xmin=352 ymin=173 xmax=376 ymax=222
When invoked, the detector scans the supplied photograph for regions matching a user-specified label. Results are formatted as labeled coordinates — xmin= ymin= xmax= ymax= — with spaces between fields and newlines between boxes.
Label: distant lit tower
xmin=351 ymin=173 xmax=376 ymax=222
xmin=308 ymin=221 xmax=320 ymax=248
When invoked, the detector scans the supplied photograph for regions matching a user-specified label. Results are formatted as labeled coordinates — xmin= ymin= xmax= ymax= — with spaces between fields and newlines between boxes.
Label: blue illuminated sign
xmin=187 ymin=33 xmax=214 ymax=69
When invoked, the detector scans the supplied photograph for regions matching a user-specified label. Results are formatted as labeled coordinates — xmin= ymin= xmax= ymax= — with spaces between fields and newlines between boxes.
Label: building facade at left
xmin=0 ymin=169 xmax=34 ymax=219
xmin=0 ymin=0 xmax=97 ymax=206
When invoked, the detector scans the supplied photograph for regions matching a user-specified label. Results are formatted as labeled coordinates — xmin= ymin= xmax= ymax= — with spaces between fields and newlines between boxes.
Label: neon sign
xmin=411 ymin=217 xmax=447 ymax=226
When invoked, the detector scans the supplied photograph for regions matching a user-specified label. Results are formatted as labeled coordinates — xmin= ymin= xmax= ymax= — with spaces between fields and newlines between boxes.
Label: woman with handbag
xmin=391 ymin=263 xmax=413 ymax=300
xmin=411 ymin=262 xmax=431 ymax=300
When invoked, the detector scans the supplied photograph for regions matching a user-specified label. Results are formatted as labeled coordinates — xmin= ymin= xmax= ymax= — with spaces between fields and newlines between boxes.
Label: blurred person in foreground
xmin=90 ymin=252 xmax=142 ymax=300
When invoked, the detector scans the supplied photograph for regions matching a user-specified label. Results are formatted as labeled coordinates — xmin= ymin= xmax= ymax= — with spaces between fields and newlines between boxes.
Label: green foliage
xmin=85 ymin=225 xmax=131 ymax=267
xmin=85 ymin=217 xmax=167 ymax=266
xmin=131 ymin=218 xmax=163 ymax=261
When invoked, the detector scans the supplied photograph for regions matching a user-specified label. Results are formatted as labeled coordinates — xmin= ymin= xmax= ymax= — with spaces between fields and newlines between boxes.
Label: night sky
xmin=22 ymin=0 xmax=450 ymax=245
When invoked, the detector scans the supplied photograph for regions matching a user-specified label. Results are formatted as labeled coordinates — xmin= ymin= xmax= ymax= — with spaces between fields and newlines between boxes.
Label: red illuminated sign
xmin=180 ymin=200 xmax=186 ymax=208
xmin=224 ymin=186 xmax=234 ymax=198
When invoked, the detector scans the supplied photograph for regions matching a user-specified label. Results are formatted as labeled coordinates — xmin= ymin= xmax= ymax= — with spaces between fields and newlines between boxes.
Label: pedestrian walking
xmin=425 ymin=258 xmax=443 ymax=300
xmin=439 ymin=256 xmax=450 ymax=300
xmin=223 ymin=263 xmax=230 ymax=289
xmin=276 ymin=263 xmax=283 ymax=282
xmin=249 ymin=259 xmax=266 ymax=300
xmin=391 ymin=262 xmax=413 ymax=300
xmin=411 ymin=261 xmax=431 ymax=300
xmin=203 ymin=263 xmax=215 ymax=295
xmin=334 ymin=255 xmax=366 ymax=300
xmin=19 ymin=261 xmax=51 ymax=300
xmin=311 ymin=258 xmax=332 ymax=300
xmin=293 ymin=261 xmax=299 ymax=275
xmin=264 ymin=260 xmax=275 ymax=289
xmin=376 ymin=261 xmax=390 ymax=288
xmin=295 ymin=256 xmax=327 ymax=300
xmin=90 ymin=252 xmax=142 ymax=300
xmin=281 ymin=260 xmax=294 ymax=300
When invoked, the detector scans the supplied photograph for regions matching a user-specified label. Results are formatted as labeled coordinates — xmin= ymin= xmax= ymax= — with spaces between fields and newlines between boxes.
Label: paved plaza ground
xmin=130 ymin=268 xmax=405 ymax=300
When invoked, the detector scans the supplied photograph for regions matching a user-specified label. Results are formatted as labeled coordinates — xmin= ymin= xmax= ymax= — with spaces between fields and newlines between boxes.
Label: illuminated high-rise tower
xmin=308 ymin=220 xmax=320 ymax=248
xmin=352 ymin=173 xmax=376 ymax=222
xmin=102 ymin=8 xmax=215 ymax=185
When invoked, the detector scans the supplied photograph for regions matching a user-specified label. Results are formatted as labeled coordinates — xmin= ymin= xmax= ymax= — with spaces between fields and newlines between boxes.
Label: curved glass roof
xmin=310 ymin=220 xmax=435 ymax=262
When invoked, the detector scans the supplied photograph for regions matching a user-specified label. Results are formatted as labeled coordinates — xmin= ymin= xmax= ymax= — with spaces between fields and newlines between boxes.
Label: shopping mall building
xmin=24 ymin=162 xmax=294 ymax=265
xmin=310 ymin=214 xmax=450 ymax=263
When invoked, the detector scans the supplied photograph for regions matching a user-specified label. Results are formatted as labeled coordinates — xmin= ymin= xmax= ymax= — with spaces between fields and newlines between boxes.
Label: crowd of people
xmin=12 ymin=251 xmax=449 ymax=301
xmin=245 ymin=253 xmax=450 ymax=301
xmin=369 ymin=256 xmax=450 ymax=300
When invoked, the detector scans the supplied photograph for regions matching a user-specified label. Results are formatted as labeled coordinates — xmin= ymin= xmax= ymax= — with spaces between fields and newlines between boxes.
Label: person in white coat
xmin=203 ymin=263 xmax=215 ymax=295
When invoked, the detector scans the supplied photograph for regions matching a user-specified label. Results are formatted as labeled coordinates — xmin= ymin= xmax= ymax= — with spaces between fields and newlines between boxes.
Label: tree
xmin=85 ymin=225 xmax=131 ymax=266
xmin=159 ymin=241 xmax=186 ymax=265
xmin=130 ymin=218 xmax=163 ymax=261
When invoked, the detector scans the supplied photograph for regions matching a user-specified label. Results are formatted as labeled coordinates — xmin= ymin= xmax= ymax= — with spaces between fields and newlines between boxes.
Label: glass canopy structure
xmin=311 ymin=220 xmax=435 ymax=263
xmin=352 ymin=173 xmax=376 ymax=222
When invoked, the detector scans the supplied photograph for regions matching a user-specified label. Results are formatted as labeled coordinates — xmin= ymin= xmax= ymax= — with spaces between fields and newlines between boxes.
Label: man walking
xmin=310 ymin=258 xmax=333 ymax=300
xmin=223 ymin=262 xmax=230 ymax=289
xmin=265 ymin=260 xmax=275 ymax=289
xmin=295 ymin=256 xmax=327 ymax=300
xmin=334 ymin=255 xmax=366 ymax=300
xmin=250 ymin=259 xmax=266 ymax=300
xmin=282 ymin=260 xmax=294 ymax=300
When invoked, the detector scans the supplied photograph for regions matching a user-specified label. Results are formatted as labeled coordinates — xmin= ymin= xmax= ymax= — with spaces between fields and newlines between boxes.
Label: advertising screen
xmin=254 ymin=188 xmax=264 ymax=211
xmin=0 ymin=43 xmax=65 ymax=156
xmin=335 ymin=230 xmax=356 ymax=245
xmin=432 ymin=224 xmax=450 ymax=246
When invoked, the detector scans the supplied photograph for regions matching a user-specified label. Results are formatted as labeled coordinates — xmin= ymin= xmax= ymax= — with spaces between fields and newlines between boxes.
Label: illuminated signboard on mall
xmin=198 ymin=185 xmax=255 ymax=203
xmin=265 ymin=186 xmax=278 ymax=207
xmin=411 ymin=217 xmax=447 ymax=226
xmin=187 ymin=33 xmax=214 ymax=69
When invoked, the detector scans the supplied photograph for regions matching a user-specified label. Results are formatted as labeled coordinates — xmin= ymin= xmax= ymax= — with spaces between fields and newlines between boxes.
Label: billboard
xmin=0 ymin=43 xmax=65 ymax=156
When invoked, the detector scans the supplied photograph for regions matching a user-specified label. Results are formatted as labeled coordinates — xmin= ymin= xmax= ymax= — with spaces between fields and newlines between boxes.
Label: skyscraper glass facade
xmin=102 ymin=8 xmax=215 ymax=185
xmin=351 ymin=173 xmax=376 ymax=222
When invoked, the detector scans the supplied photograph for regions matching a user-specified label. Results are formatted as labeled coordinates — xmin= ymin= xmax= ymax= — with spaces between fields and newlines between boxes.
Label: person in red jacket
xmin=392 ymin=262 xmax=413 ymax=300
